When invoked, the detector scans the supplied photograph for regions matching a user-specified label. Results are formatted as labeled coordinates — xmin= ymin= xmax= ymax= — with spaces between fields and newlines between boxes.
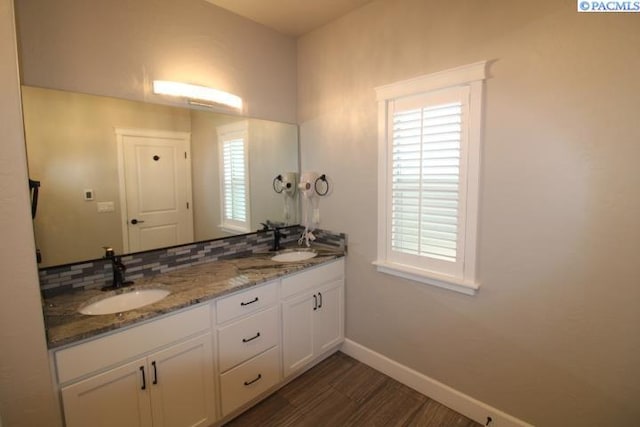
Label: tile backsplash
xmin=39 ymin=227 xmax=347 ymax=298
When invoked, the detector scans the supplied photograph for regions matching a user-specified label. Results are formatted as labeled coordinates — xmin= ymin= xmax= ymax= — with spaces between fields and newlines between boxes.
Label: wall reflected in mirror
xmin=22 ymin=86 xmax=299 ymax=268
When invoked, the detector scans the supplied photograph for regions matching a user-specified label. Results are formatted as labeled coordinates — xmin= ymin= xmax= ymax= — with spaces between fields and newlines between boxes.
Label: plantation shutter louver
xmin=392 ymin=102 xmax=462 ymax=262
xmin=218 ymin=121 xmax=250 ymax=233
xmin=387 ymin=87 xmax=470 ymax=277
xmin=222 ymin=138 xmax=247 ymax=223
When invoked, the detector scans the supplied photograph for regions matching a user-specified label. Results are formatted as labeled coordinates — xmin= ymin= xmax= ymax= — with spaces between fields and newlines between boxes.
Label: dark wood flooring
xmin=224 ymin=352 xmax=482 ymax=427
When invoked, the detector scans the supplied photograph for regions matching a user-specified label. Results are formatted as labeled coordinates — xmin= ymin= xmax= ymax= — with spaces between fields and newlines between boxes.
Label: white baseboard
xmin=341 ymin=339 xmax=533 ymax=427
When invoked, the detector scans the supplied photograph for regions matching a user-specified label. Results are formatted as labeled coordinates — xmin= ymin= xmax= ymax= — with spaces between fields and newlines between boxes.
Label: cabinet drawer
xmin=281 ymin=258 xmax=344 ymax=299
xmin=220 ymin=346 xmax=280 ymax=417
xmin=55 ymin=304 xmax=211 ymax=384
xmin=218 ymin=306 xmax=279 ymax=372
xmin=216 ymin=280 xmax=278 ymax=324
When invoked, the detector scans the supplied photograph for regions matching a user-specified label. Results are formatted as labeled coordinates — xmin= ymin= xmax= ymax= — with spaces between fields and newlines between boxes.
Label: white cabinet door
xmin=314 ymin=280 xmax=344 ymax=355
xmin=282 ymin=276 xmax=345 ymax=378
xmin=149 ymin=334 xmax=215 ymax=427
xmin=119 ymin=129 xmax=194 ymax=253
xmin=61 ymin=357 xmax=152 ymax=427
xmin=282 ymin=292 xmax=315 ymax=377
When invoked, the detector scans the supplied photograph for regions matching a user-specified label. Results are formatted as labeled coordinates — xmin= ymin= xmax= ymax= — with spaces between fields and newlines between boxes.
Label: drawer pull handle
xmin=313 ymin=294 xmax=318 ymax=311
xmin=140 ymin=366 xmax=146 ymax=390
xmin=244 ymin=374 xmax=262 ymax=386
xmin=242 ymin=332 xmax=261 ymax=343
xmin=240 ymin=297 xmax=259 ymax=306
xmin=318 ymin=292 xmax=323 ymax=309
xmin=152 ymin=361 xmax=158 ymax=385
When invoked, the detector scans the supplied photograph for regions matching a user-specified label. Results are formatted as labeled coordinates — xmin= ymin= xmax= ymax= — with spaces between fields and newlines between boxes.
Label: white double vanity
xmin=49 ymin=258 xmax=345 ymax=427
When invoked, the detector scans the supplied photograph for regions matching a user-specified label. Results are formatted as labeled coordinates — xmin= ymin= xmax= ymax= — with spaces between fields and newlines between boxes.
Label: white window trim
xmin=217 ymin=120 xmax=251 ymax=234
xmin=373 ymin=61 xmax=487 ymax=296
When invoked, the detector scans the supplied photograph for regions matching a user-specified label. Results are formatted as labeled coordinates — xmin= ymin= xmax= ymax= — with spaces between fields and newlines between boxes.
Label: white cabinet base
xmin=56 ymin=305 xmax=216 ymax=427
xmin=61 ymin=334 xmax=215 ymax=427
xmin=281 ymin=259 xmax=345 ymax=378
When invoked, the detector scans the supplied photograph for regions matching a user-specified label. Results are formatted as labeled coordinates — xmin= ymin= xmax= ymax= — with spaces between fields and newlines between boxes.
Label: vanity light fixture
xmin=152 ymin=80 xmax=243 ymax=110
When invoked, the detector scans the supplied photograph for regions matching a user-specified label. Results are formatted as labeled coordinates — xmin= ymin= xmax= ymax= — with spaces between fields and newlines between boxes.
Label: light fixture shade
xmin=153 ymin=80 xmax=243 ymax=110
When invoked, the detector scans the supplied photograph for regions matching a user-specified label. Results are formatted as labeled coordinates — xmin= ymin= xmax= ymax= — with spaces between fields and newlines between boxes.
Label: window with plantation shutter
xmin=374 ymin=62 xmax=487 ymax=295
xmin=217 ymin=121 xmax=251 ymax=233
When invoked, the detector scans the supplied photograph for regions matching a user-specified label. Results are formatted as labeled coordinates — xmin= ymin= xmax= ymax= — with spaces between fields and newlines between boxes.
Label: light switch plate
xmin=84 ymin=189 xmax=94 ymax=201
xmin=97 ymin=201 xmax=115 ymax=213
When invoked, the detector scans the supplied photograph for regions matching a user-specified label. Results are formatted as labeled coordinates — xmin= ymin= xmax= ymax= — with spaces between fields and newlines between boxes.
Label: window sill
xmin=219 ymin=224 xmax=250 ymax=234
xmin=372 ymin=260 xmax=479 ymax=296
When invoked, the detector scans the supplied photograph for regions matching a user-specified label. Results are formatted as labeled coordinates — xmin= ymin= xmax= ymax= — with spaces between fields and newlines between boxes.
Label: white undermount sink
xmin=271 ymin=250 xmax=317 ymax=263
xmin=79 ymin=288 xmax=170 ymax=315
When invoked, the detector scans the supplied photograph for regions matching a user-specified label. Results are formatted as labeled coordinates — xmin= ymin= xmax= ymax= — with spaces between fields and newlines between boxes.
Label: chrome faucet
xmin=103 ymin=247 xmax=131 ymax=290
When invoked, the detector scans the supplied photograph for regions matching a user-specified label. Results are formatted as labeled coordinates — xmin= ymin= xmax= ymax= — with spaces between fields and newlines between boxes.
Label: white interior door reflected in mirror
xmin=117 ymin=129 xmax=194 ymax=253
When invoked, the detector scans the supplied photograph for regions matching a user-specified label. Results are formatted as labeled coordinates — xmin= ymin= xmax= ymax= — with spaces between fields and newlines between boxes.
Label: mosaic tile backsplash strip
xmin=39 ymin=227 xmax=347 ymax=298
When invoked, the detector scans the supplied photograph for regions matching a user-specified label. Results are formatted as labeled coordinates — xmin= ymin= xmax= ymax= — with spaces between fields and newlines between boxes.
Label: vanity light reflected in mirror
xmin=153 ymin=80 xmax=243 ymax=110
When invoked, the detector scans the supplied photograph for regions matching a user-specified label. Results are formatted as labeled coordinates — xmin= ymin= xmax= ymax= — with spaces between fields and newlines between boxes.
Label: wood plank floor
xmin=224 ymin=352 xmax=482 ymax=427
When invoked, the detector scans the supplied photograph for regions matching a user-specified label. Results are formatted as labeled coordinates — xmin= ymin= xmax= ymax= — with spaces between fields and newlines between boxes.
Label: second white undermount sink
xmin=271 ymin=250 xmax=317 ymax=263
xmin=79 ymin=288 xmax=170 ymax=315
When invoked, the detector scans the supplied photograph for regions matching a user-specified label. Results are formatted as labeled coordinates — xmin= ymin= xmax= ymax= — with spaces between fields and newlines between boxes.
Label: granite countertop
xmin=43 ymin=246 xmax=344 ymax=349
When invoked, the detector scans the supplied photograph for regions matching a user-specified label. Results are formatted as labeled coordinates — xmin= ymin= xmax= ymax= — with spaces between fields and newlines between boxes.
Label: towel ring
xmin=314 ymin=174 xmax=329 ymax=196
xmin=273 ymin=175 xmax=284 ymax=194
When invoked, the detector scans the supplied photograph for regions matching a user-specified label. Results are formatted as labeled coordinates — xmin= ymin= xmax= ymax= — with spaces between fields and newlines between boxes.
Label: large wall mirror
xmin=22 ymin=86 xmax=299 ymax=268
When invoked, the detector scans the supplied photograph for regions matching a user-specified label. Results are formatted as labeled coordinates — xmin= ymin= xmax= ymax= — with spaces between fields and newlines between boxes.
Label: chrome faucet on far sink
xmin=102 ymin=247 xmax=132 ymax=290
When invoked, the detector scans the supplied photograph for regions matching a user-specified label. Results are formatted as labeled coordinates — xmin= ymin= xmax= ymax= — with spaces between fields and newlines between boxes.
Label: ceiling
xmin=204 ymin=0 xmax=373 ymax=37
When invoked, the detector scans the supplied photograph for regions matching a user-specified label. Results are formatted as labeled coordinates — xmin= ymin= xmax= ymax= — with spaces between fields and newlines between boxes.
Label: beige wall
xmin=14 ymin=0 xmax=297 ymax=123
xmin=0 ymin=0 xmax=61 ymax=425
xmin=23 ymin=87 xmax=192 ymax=266
xmin=297 ymin=1 xmax=640 ymax=426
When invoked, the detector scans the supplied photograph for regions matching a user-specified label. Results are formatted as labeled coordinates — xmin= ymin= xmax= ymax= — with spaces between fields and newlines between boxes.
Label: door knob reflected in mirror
xmin=131 ymin=219 xmax=145 ymax=225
